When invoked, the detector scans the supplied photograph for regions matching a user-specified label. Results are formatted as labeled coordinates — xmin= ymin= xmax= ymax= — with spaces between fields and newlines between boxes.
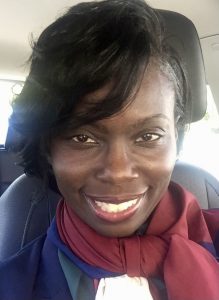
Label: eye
xmin=72 ymin=134 xmax=97 ymax=144
xmin=135 ymin=133 xmax=161 ymax=143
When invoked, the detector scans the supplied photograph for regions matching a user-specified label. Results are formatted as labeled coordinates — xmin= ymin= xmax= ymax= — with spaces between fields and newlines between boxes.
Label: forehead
xmin=82 ymin=64 xmax=175 ymax=127
xmin=125 ymin=65 xmax=175 ymax=118
xmin=72 ymin=63 xmax=175 ymax=132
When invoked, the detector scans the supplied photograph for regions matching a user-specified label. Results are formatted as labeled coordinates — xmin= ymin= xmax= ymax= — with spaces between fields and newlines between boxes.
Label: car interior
xmin=0 ymin=0 xmax=219 ymax=261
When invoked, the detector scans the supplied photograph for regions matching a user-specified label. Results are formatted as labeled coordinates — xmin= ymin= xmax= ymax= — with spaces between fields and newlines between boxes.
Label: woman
xmin=1 ymin=0 xmax=219 ymax=299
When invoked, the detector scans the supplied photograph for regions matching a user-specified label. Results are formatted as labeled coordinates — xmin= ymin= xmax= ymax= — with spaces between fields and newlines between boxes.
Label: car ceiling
xmin=0 ymin=0 xmax=219 ymax=112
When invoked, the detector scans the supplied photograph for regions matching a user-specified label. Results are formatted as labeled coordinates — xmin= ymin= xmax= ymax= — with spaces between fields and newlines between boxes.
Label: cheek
xmin=139 ymin=139 xmax=177 ymax=217
xmin=50 ymin=147 xmax=93 ymax=195
xmin=140 ymin=135 xmax=177 ymax=180
xmin=158 ymin=141 xmax=177 ymax=174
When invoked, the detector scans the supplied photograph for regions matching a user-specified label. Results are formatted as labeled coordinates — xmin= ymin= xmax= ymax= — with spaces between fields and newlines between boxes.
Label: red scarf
xmin=56 ymin=182 xmax=219 ymax=300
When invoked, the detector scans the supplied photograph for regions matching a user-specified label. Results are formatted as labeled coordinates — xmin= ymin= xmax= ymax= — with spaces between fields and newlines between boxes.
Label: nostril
xmin=96 ymin=163 xmax=139 ymax=183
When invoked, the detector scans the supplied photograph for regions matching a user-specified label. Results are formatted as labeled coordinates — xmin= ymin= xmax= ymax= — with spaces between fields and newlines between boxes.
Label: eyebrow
xmin=88 ymin=113 xmax=170 ymax=133
xmin=129 ymin=114 xmax=170 ymax=130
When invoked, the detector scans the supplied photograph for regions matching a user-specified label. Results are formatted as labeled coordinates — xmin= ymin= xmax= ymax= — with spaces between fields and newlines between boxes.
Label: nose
xmin=96 ymin=142 xmax=139 ymax=184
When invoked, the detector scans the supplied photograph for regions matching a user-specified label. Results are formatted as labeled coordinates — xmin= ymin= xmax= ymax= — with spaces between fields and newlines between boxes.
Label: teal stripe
xmin=58 ymin=249 xmax=95 ymax=300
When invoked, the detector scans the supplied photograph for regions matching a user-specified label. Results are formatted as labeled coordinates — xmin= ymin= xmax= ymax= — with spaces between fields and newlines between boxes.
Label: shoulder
xmin=0 ymin=234 xmax=46 ymax=299
xmin=0 ymin=230 xmax=73 ymax=300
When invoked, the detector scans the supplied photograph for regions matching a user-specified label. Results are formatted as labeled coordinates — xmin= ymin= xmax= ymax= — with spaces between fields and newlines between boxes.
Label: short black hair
xmin=9 ymin=0 xmax=188 ymax=182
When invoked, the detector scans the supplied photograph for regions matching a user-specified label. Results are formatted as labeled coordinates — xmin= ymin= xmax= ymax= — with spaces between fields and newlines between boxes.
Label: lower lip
xmin=84 ymin=194 xmax=145 ymax=223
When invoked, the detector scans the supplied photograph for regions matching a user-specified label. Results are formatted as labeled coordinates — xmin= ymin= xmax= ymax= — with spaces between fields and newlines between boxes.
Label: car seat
xmin=0 ymin=9 xmax=218 ymax=260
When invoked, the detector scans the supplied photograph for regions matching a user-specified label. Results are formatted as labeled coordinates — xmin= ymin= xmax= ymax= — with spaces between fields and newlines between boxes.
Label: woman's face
xmin=50 ymin=66 xmax=177 ymax=237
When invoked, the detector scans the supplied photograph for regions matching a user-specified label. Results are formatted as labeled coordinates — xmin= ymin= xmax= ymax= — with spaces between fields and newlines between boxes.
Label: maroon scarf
xmin=56 ymin=182 xmax=219 ymax=300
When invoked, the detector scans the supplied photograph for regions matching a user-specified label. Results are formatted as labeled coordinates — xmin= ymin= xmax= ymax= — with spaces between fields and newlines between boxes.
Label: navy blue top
xmin=0 ymin=219 xmax=120 ymax=300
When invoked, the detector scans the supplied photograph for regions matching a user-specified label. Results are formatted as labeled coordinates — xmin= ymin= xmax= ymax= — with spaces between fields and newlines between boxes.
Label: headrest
xmin=158 ymin=10 xmax=207 ymax=122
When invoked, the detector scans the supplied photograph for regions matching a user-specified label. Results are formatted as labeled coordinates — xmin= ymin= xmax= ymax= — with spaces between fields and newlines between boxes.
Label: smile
xmin=83 ymin=191 xmax=148 ymax=223
xmin=94 ymin=198 xmax=138 ymax=213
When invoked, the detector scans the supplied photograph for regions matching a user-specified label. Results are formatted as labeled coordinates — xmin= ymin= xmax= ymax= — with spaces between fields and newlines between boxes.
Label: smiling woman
xmin=1 ymin=1 xmax=219 ymax=300
xmin=50 ymin=64 xmax=177 ymax=238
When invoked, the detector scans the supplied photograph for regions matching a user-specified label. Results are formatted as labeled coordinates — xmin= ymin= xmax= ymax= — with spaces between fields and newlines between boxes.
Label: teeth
xmin=94 ymin=198 xmax=138 ymax=213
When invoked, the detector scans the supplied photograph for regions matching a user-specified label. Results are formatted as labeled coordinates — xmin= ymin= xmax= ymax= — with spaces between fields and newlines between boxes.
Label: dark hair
xmin=9 ymin=0 xmax=188 ymax=182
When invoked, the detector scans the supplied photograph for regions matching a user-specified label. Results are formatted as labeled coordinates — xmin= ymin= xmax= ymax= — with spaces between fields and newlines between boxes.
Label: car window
xmin=0 ymin=80 xmax=23 ymax=148
xmin=180 ymin=85 xmax=219 ymax=179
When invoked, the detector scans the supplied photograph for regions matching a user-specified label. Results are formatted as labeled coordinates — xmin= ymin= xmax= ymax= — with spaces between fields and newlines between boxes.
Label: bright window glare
xmin=0 ymin=80 xmax=23 ymax=146
xmin=179 ymin=85 xmax=219 ymax=179
xmin=0 ymin=82 xmax=12 ymax=145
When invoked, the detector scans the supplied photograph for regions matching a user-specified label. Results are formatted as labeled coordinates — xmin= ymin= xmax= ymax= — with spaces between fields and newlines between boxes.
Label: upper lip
xmin=83 ymin=191 xmax=147 ymax=204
